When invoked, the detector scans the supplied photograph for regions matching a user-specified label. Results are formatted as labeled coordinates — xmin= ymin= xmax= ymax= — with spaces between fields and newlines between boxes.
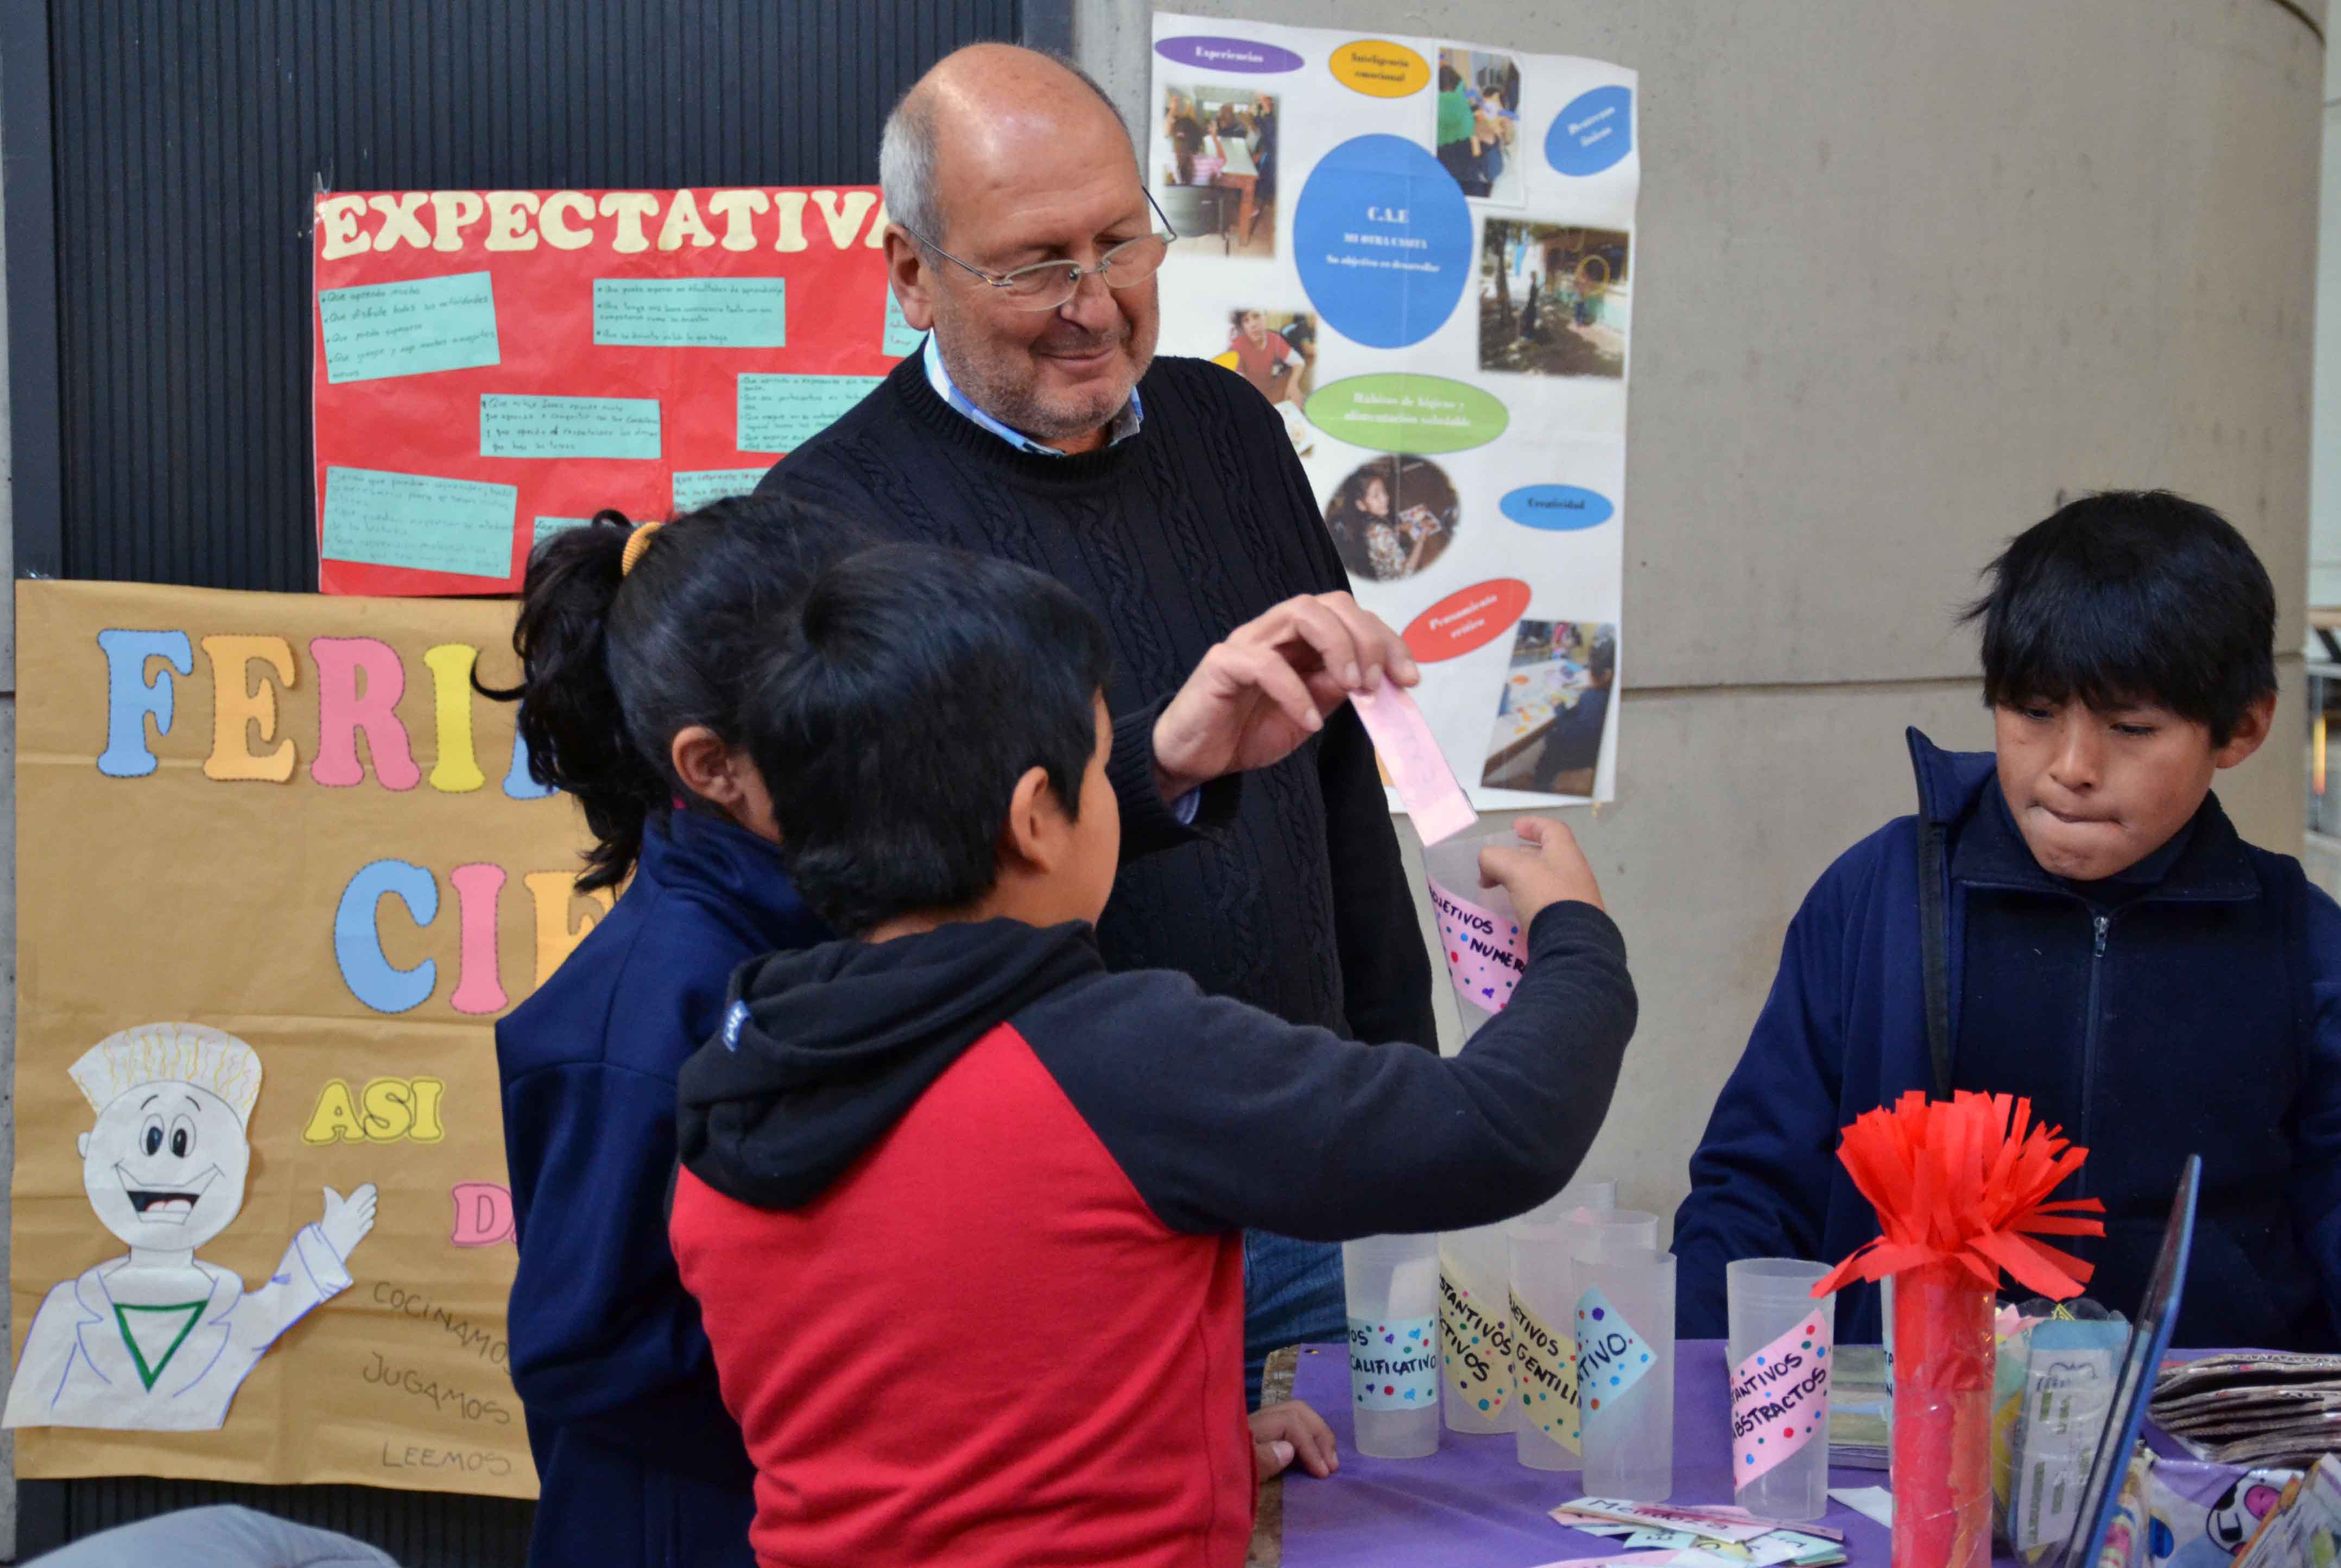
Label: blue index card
xmin=736 ymin=374 xmax=884 ymax=453
xmin=671 ymin=469 xmax=768 ymax=513
xmin=321 ymin=466 xmax=517 ymax=579
xmin=480 ymin=394 xmax=662 ymax=459
xmin=594 ymin=277 xmax=789 ymax=348
xmin=883 ymin=290 xmax=923 ymax=357
xmin=317 ymin=271 xmax=501 ymax=383
xmin=532 ymin=516 xmax=592 ymax=549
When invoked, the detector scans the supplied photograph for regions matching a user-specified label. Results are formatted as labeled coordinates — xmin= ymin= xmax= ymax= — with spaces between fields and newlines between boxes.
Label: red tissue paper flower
xmin=1810 ymin=1089 xmax=2107 ymax=1301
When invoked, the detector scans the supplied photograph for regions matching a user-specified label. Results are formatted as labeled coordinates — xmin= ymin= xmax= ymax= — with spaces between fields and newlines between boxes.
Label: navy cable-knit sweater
xmin=756 ymin=351 xmax=1435 ymax=1050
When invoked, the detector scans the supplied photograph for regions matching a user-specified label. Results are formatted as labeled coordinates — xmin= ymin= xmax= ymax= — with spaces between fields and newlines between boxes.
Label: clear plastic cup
xmin=1421 ymin=826 xmax=1529 ymax=1034
xmin=1439 ymin=1223 xmax=1521 ymax=1433
xmin=1728 ymin=1259 xmax=1836 ymax=1521
xmin=1576 ymin=1243 xmax=1675 ymax=1501
xmin=1343 ymin=1234 xmax=1442 ymax=1458
xmin=1508 ymin=1206 xmax=1657 ymax=1471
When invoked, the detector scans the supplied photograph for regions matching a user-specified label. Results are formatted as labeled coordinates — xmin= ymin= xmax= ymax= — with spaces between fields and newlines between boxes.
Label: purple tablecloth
xmin=1282 ymin=1339 xmax=1902 ymax=1567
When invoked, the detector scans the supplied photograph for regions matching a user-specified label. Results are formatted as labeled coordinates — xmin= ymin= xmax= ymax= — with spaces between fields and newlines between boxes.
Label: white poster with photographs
xmin=1152 ymin=15 xmax=1636 ymax=806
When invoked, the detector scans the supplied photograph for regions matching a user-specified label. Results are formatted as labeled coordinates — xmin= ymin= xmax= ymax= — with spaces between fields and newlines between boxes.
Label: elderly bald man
xmin=759 ymin=44 xmax=1437 ymax=1400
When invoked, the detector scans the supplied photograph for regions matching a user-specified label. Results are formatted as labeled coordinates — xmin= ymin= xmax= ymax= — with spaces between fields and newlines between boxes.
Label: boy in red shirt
xmin=669 ymin=543 xmax=1638 ymax=1568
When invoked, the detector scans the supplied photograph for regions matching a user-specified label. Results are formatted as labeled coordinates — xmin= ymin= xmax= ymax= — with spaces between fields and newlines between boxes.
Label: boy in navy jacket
xmin=669 ymin=545 xmax=1638 ymax=1568
xmin=1674 ymin=491 xmax=2341 ymax=1350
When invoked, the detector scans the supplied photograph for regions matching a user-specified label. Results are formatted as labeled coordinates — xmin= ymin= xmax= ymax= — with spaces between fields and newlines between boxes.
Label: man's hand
xmin=320 ymin=1183 xmax=379 ymax=1262
xmin=1250 ymin=1398 xmax=1339 ymax=1480
xmin=1153 ymin=592 xmax=1419 ymax=800
xmin=1479 ymin=817 xmax=1605 ymax=925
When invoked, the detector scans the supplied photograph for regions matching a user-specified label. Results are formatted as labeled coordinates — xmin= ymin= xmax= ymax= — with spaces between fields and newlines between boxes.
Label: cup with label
xmin=1420 ymin=826 xmax=1530 ymax=1036
xmin=1506 ymin=1205 xmax=1656 ymax=1471
xmin=1727 ymin=1257 xmax=1836 ymax=1521
xmin=1439 ymin=1222 xmax=1521 ymax=1434
xmin=1343 ymin=1232 xmax=1442 ymax=1458
xmin=1576 ymin=1242 xmax=1675 ymax=1501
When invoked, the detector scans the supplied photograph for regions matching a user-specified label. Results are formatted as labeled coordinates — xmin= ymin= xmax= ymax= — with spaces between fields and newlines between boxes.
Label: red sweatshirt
xmin=671 ymin=908 xmax=1634 ymax=1568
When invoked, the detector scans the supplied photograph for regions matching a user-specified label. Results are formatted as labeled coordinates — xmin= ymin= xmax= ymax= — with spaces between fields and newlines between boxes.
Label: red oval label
xmin=1402 ymin=578 xmax=1532 ymax=663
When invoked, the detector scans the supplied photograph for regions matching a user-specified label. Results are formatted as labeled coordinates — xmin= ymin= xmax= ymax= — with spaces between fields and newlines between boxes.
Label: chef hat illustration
xmin=67 ymin=1022 xmax=263 ymax=1127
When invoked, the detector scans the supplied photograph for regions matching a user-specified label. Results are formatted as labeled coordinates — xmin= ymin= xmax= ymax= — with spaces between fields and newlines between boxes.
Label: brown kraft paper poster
xmin=10 ymin=580 xmax=605 ymax=1499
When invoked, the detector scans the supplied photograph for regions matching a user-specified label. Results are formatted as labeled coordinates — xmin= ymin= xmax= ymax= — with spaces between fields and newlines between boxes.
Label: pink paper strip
xmin=1428 ymin=877 xmax=1527 ymax=1013
xmin=1730 ymin=1311 xmax=1832 ymax=1483
xmin=1351 ymin=680 xmax=1477 ymax=846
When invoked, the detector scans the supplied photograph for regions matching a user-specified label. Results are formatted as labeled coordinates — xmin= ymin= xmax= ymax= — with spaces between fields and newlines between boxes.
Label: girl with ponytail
xmin=483 ymin=494 xmax=849 ymax=1568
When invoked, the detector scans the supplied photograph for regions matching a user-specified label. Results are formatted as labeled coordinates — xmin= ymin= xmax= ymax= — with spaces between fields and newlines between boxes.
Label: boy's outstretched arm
xmin=1022 ymin=821 xmax=1638 ymax=1242
xmin=1669 ymin=883 xmax=1849 ymax=1339
xmin=2291 ymin=890 xmax=2341 ymax=1345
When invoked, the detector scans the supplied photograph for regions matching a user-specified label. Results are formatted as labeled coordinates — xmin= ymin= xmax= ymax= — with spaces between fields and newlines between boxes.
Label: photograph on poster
xmin=1478 ymin=222 xmax=1631 ymax=379
xmin=1323 ymin=454 xmax=1459 ymax=583
xmin=1480 ymin=619 xmax=1617 ymax=796
xmin=1156 ymin=85 xmax=1281 ymax=257
xmin=1437 ymin=48 xmax=1524 ymax=205
xmin=1214 ymin=309 xmax=1315 ymax=408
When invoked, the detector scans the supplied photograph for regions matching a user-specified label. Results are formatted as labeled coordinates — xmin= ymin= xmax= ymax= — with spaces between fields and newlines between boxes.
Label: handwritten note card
xmin=317 ymin=271 xmax=500 ymax=383
xmin=1510 ymin=1288 xmax=1581 ymax=1450
xmin=532 ymin=516 xmax=591 ymax=549
xmin=480 ymin=395 xmax=662 ymax=460
xmin=1352 ymin=680 xmax=1478 ymax=845
xmin=736 ymin=374 xmax=883 ymax=453
xmin=593 ymin=277 xmax=788 ymax=348
xmin=1440 ymin=1259 xmax=1517 ymax=1420
xmin=883 ymin=290 xmax=923 ymax=357
xmin=1731 ymin=1314 xmax=1831 ymax=1482
xmin=670 ymin=468 xmax=768 ymax=514
xmin=1429 ymin=877 xmax=1527 ymax=1013
xmin=320 ymin=467 xmax=516 ymax=579
xmin=1576 ymin=1287 xmax=1657 ymax=1421
xmin=1347 ymin=1316 xmax=1438 ymax=1411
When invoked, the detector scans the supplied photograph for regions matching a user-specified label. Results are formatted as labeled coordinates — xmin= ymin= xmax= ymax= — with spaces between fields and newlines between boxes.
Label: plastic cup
xmin=1525 ymin=1174 xmax=1617 ymax=1226
xmin=1421 ymin=827 xmax=1529 ymax=1035
xmin=1343 ymin=1234 xmax=1442 ymax=1458
xmin=1576 ymin=1243 xmax=1675 ymax=1501
xmin=1727 ymin=1259 xmax=1836 ymax=1521
xmin=1440 ymin=1223 xmax=1521 ymax=1433
xmin=1507 ymin=1206 xmax=1657 ymax=1471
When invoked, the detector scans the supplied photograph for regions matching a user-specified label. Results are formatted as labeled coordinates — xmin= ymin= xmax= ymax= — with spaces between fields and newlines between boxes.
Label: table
xmin=1274 ymin=1340 xmax=1911 ymax=1567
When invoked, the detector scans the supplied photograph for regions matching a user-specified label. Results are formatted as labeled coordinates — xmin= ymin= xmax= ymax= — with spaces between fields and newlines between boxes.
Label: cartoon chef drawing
xmin=3 ymin=1022 xmax=377 ymax=1431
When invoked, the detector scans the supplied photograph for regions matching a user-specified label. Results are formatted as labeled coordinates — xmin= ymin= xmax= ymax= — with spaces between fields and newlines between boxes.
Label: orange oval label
xmin=1328 ymin=40 xmax=1430 ymax=98
xmin=1403 ymin=579 xmax=1532 ymax=663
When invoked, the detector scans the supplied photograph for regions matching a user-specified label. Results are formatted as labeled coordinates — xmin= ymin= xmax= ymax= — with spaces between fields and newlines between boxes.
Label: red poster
xmin=311 ymin=187 xmax=905 ymax=596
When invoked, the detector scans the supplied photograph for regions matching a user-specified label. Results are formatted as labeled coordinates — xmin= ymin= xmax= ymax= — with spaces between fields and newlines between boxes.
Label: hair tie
xmin=621 ymin=521 xmax=663 ymax=578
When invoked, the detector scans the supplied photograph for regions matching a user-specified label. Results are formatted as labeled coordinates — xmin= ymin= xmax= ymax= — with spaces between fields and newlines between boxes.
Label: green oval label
xmin=1304 ymin=374 xmax=1510 ymax=455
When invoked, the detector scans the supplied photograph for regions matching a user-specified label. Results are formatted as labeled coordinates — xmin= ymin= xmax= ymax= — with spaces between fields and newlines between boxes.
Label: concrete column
xmin=1079 ymin=0 xmax=2324 ymax=1225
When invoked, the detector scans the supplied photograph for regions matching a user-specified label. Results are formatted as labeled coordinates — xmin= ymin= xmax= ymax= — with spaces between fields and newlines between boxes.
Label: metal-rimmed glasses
xmin=899 ymin=187 xmax=1182 ymax=312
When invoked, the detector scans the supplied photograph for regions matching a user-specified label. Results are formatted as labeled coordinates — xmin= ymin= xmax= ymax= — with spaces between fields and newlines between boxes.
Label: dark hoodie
xmin=670 ymin=903 xmax=1635 ymax=1568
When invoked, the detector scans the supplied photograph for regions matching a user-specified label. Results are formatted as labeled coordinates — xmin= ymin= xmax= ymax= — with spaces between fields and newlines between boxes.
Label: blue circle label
xmin=1292 ymin=135 xmax=1473 ymax=350
xmin=1546 ymin=85 xmax=1633 ymax=176
xmin=1501 ymin=485 xmax=1614 ymax=531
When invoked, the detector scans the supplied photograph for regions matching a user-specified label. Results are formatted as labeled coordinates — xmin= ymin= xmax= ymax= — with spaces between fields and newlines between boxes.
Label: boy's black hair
xmin=1962 ymin=490 xmax=2276 ymax=746
xmin=477 ymin=492 xmax=864 ymax=890
xmin=742 ymin=543 xmax=1116 ymax=937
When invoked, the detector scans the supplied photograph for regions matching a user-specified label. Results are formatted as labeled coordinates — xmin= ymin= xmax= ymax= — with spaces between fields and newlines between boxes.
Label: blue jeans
xmin=1243 ymin=1229 xmax=1345 ymax=1408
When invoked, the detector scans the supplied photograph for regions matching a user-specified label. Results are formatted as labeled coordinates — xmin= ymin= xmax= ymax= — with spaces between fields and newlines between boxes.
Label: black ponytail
xmin=479 ymin=492 xmax=862 ymax=891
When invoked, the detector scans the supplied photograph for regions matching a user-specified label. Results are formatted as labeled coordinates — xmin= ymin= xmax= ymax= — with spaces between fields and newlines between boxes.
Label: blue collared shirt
xmin=922 ymin=333 xmax=1144 ymax=457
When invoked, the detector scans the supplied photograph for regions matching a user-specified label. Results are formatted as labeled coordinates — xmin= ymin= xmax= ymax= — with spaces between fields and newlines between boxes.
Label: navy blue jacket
xmin=499 ymin=812 xmax=826 ymax=1568
xmin=1674 ymin=730 xmax=2341 ymax=1349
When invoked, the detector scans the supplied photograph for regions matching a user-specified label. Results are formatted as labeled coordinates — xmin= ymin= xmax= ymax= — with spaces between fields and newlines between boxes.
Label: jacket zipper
xmin=2075 ymin=912 xmax=2110 ymax=1200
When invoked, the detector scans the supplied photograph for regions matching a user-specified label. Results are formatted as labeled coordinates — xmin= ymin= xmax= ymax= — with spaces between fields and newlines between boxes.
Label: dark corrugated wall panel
xmin=28 ymin=4 xmax=1047 ymax=1556
xmin=45 ymin=0 xmax=1028 ymax=594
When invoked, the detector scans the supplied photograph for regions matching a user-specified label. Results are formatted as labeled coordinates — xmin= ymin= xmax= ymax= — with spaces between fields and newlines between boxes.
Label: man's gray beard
xmin=935 ymin=327 xmax=1154 ymax=442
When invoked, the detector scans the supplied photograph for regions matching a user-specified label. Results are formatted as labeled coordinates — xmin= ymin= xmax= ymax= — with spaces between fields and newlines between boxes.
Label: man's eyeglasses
xmin=900 ymin=188 xmax=1182 ymax=313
